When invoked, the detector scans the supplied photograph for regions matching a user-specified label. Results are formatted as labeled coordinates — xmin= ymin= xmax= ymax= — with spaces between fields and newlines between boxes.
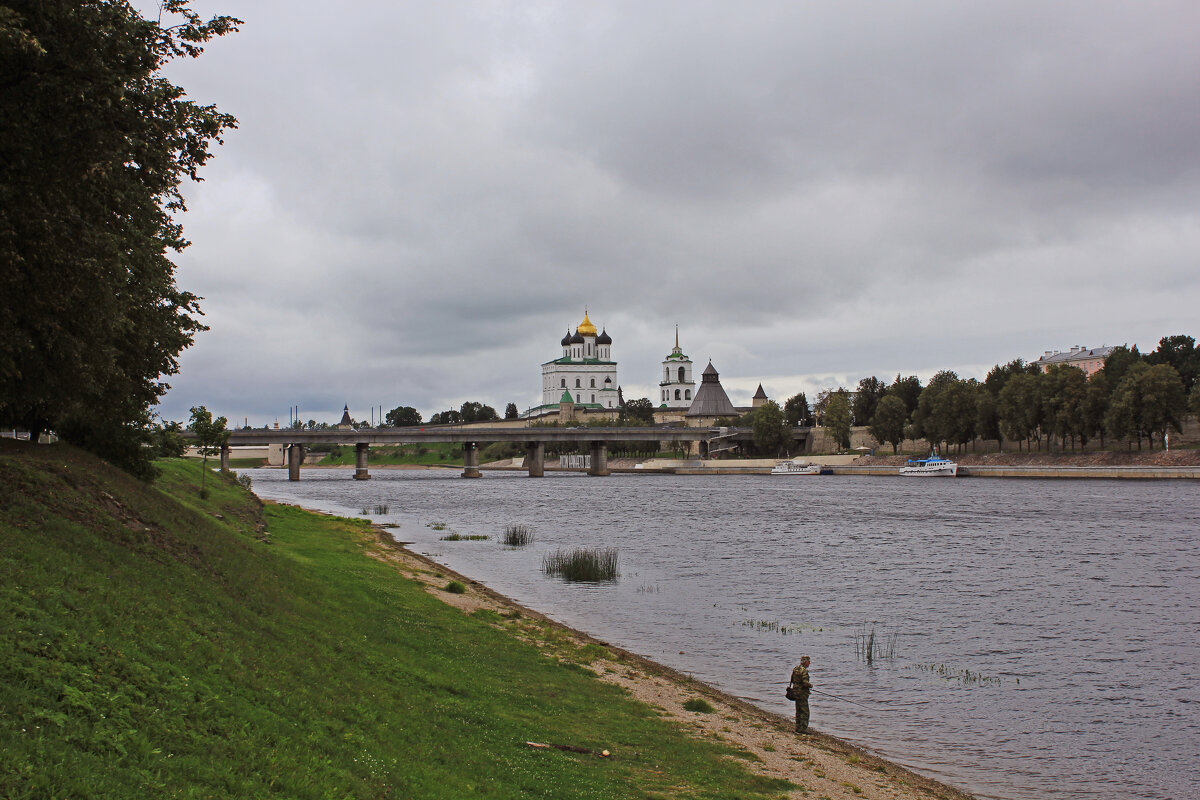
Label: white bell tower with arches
xmin=658 ymin=326 xmax=695 ymax=409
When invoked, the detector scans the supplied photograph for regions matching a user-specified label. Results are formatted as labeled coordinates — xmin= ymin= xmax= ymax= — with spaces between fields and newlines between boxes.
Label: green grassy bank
xmin=0 ymin=442 xmax=789 ymax=799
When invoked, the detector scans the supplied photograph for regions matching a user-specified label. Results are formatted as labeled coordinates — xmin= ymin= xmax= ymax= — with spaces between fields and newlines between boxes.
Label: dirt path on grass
xmin=360 ymin=519 xmax=978 ymax=800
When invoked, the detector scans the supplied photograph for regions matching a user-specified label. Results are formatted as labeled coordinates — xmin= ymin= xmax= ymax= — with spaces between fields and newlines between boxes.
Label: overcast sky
xmin=149 ymin=1 xmax=1200 ymax=426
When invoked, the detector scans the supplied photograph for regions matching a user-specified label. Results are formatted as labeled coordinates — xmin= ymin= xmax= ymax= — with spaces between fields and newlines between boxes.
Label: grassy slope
xmin=0 ymin=442 xmax=788 ymax=799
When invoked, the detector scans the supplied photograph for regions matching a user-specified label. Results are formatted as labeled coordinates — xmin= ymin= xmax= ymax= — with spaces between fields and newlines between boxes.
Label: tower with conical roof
xmin=539 ymin=309 xmax=619 ymax=410
xmin=752 ymin=384 xmax=768 ymax=408
xmin=685 ymin=361 xmax=738 ymax=418
xmin=659 ymin=325 xmax=695 ymax=409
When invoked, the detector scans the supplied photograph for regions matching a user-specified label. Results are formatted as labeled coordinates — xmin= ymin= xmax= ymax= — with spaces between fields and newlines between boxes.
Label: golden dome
xmin=576 ymin=310 xmax=597 ymax=337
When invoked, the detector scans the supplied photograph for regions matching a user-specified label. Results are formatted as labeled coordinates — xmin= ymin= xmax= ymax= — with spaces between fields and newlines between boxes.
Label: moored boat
xmin=899 ymin=451 xmax=958 ymax=477
xmin=771 ymin=460 xmax=823 ymax=475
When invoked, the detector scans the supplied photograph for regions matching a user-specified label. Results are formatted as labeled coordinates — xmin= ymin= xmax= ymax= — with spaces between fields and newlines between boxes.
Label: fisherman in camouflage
xmin=789 ymin=655 xmax=813 ymax=733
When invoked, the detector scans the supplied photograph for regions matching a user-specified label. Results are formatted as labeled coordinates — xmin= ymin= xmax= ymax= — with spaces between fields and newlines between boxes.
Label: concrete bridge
xmin=218 ymin=425 xmax=762 ymax=480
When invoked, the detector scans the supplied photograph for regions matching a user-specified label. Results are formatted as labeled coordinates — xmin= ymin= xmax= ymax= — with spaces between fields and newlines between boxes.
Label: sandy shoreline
xmin=352 ymin=516 xmax=980 ymax=800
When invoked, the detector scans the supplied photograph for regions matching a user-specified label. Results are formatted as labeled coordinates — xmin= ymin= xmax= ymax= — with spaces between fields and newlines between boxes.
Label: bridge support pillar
xmin=287 ymin=444 xmax=303 ymax=481
xmin=219 ymin=444 xmax=230 ymax=472
xmin=525 ymin=442 xmax=544 ymax=477
xmin=462 ymin=442 xmax=481 ymax=478
xmin=587 ymin=441 xmax=610 ymax=476
xmin=353 ymin=442 xmax=370 ymax=480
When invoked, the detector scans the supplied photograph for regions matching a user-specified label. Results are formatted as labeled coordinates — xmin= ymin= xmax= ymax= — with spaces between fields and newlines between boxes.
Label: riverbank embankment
xmin=1 ymin=442 xmax=977 ymax=800
xmin=370 ymin=518 xmax=979 ymax=800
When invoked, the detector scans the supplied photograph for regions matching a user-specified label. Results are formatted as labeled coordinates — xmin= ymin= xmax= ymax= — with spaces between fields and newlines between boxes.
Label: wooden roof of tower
xmin=685 ymin=361 xmax=738 ymax=417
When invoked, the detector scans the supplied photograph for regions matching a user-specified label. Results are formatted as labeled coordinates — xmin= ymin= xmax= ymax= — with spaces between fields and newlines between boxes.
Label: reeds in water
xmin=502 ymin=524 xmax=534 ymax=546
xmin=912 ymin=663 xmax=1004 ymax=686
xmin=440 ymin=533 xmax=489 ymax=541
xmin=855 ymin=623 xmax=898 ymax=663
xmin=360 ymin=504 xmax=390 ymax=515
xmin=542 ymin=547 xmax=619 ymax=582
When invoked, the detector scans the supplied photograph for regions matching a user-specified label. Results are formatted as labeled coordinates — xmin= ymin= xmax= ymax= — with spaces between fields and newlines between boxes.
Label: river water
xmin=245 ymin=468 xmax=1199 ymax=800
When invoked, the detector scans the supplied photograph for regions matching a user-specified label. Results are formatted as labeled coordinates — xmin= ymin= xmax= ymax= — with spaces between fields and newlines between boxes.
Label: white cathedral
xmin=540 ymin=310 xmax=619 ymax=409
xmin=533 ymin=312 xmax=709 ymax=418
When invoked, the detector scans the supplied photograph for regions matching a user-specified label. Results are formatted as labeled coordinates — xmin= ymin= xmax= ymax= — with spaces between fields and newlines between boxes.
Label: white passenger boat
xmin=898 ymin=451 xmax=958 ymax=477
xmin=771 ymin=460 xmax=823 ymax=475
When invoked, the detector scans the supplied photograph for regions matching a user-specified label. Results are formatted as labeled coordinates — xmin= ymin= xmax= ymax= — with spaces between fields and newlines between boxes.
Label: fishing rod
xmin=807 ymin=688 xmax=901 ymax=711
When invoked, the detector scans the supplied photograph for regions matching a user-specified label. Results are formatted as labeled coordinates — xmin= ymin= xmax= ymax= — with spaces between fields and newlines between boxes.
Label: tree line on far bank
xmin=739 ymin=334 xmax=1198 ymax=456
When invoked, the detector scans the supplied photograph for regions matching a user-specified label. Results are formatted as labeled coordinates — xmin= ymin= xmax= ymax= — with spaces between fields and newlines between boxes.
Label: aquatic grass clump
xmin=855 ymin=623 xmax=898 ymax=663
xmin=542 ymin=547 xmax=619 ymax=582
xmin=683 ymin=698 xmax=715 ymax=714
xmin=503 ymin=524 xmax=534 ymax=546
xmin=912 ymin=663 xmax=1005 ymax=686
xmin=440 ymin=533 xmax=489 ymax=542
xmin=444 ymin=580 xmax=466 ymax=594
xmin=360 ymin=504 xmax=389 ymax=515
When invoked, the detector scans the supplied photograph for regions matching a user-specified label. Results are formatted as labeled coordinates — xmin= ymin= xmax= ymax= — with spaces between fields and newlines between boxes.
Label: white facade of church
xmin=539 ymin=311 xmax=619 ymax=409
xmin=659 ymin=327 xmax=695 ymax=408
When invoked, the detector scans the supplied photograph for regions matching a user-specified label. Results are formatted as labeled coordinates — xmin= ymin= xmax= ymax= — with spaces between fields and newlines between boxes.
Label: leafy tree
xmin=975 ymin=390 xmax=1002 ymax=450
xmin=812 ymin=390 xmax=833 ymax=424
xmin=851 ymin=377 xmax=887 ymax=427
xmin=620 ymin=397 xmax=655 ymax=424
xmin=1102 ymin=345 xmax=1142 ymax=393
xmin=504 ymin=403 xmax=519 ymax=420
xmin=912 ymin=371 xmax=958 ymax=449
xmin=187 ymin=405 xmax=228 ymax=498
xmin=1082 ymin=371 xmax=1110 ymax=447
xmin=384 ymin=406 xmax=422 ymax=427
xmin=151 ymin=419 xmax=188 ymax=458
xmin=1191 ymin=382 xmax=1200 ymax=414
xmin=0 ymin=1 xmax=239 ymax=477
xmin=998 ymin=373 xmax=1042 ymax=451
xmin=888 ymin=375 xmax=923 ymax=421
xmin=782 ymin=392 xmax=813 ymax=427
xmin=1105 ymin=363 xmax=1146 ymax=449
xmin=940 ymin=378 xmax=980 ymax=453
xmin=823 ymin=391 xmax=852 ymax=451
xmin=1145 ymin=334 xmax=1198 ymax=393
xmin=1042 ymin=366 xmax=1087 ymax=450
xmin=984 ymin=359 xmax=1040 ymax=397
xmin=751 ymin=400 xmax=787 ymax=456
xmin=869 ymin=394 xmax=908 ymax=454
xmin=1137 ymin=364 xmax=1187 ymax=449
xmin=429 ymin=409 xmax=462 ymax=425
xmin=459 ymin=401 xmax=499 ymax=423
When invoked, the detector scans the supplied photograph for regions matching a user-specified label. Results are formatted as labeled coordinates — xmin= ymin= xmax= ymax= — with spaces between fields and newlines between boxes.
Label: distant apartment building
xmin=1033 ymin=345 xmax=1116 ymax=377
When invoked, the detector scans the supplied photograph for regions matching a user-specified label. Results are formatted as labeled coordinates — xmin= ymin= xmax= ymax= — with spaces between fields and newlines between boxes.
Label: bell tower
xmin=658 ymin=325 xmax=695 ymax=409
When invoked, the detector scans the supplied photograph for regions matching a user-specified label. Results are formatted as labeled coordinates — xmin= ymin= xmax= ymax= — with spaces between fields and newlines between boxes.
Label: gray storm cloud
xmin=155 ymin=0 xmax=1200 ymax=424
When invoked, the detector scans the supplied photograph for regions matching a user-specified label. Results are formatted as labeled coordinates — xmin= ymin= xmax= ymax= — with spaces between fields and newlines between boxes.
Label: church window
xmin=665 ymin=367 xmax=670 ymax=381
xmin=678 ymin=366 xmax=685 ymax=382
xmin=675 ymin=389 xmax=681 ymax=400
xmin=575 ymin=378 xmax=581 ymax=388
xmin=576 ymin=394 xmax=580 ymax=403
xmin=591 ymin=394 xmax=595 ymax=403
xmin=605 ymin=377 xmax=611 ymax=384
xmin=685 ymin=389 xmax=692 ymax=400
xmin=561 ymin=378 xmax=566 ymax=387
xmin=590 ymin=378 xmax=595 ymax=388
